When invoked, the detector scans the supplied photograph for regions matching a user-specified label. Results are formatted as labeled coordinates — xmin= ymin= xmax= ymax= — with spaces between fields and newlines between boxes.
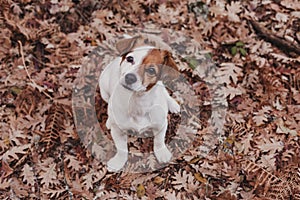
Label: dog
xmin=99 ymin=35 xmax=180 ymax=171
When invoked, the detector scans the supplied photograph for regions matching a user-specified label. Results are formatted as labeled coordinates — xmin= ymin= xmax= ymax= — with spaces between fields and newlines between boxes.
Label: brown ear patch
xmin=139 ymin=49 xmax=179 ymax=90
xmin=161 ymin=50 xmax=179 ymax=81
xmin=140 ymin=49 xmax=178 ymax=71
xmin=140 ymin=49 xmax=166 ymax=66
xmin=163 ymin=50 xmax=179 ymax=72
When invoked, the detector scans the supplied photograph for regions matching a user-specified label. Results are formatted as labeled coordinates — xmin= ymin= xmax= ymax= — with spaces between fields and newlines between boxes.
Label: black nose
xmin=125 ymin=73 xmax=137 ymax=85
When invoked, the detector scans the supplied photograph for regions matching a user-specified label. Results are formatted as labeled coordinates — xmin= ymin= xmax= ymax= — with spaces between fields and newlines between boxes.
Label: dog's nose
xmin=125 ymin=73 xmax=137 ymax=85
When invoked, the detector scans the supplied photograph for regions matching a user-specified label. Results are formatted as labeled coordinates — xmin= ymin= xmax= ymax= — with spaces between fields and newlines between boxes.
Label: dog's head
xmin=116 ymin=36 xmax=179 ymax=92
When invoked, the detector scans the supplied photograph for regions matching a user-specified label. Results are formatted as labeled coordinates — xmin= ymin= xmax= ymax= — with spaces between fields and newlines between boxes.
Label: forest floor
xmin=0 ymin=0 xmax=300 ymax=199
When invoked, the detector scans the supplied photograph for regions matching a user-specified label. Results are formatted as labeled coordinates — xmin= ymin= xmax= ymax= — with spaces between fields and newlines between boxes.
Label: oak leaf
xmin=258 ymin=138 xmax=284 ymax=155
xmin=226 ymin=1 xmax=241 ymax=22
xmin=83 ymin=173 xmax=93 ymax=190
xmin=216 ymin=63 xmax=243 ymax=85
xmin=216 ymin=85 xmax=244 ymax=100
xmin=0 ymin=160 xmax=13 ymax=178
xmin=257 ymin=154 xmax=276 ymax=172
xmin=43 ymin=187 xmax=66 ymax=199
xmin=64 ymin=154 xmax=82 ymax=171
xmin=39 ymin=163 xmax=59 ymax=187
xmin=0 ymin=177 xmax=10 ymax=190
xmin=1 ymin=144 xmax=30 ymax=162
xmin=21 ymin=164 xmax=35 ymax=186
xmin=253 ymin=106 xmax=273 ymax=126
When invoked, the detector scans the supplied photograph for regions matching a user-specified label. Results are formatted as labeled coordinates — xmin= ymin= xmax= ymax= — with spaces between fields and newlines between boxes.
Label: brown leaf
xmin=1 ymin=160 xmax=13 ymax=178
xmin=194 ymin=173 xmax=208 ymax=184
xmin=64 ymin=154 xmax=82 ymax=171
xmin=15 ymin=87 xmax=41 ymax=116
xmin=153 ymin=176 xmax=164 ymax=185
xmin=21 ymin=164 xmax=35 ymax=186
xmin=39 ymin=159 xmax=59 ymax=187
xmin=10 ymin=177 xmax=29 ymax=197
xmin=226 ymin=1 xmax=241 ymax=22
xmin=0 ymin=177 xmax=11 ymax=190
xmin=136 ymin=184 xmax=146 ymax=198
xmin=1 ymin=144 xmax=30 ymax=163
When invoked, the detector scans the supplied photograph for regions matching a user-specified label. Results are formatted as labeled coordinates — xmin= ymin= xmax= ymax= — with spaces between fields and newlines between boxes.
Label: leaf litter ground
xmin=0 ymin=0 xmax=299 ymax=199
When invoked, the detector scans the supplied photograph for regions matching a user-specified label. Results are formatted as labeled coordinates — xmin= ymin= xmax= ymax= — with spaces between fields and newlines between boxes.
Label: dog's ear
xmin=161 ymin=50 xmax=179 ymax=81
xmin=164 ymin=51 xmax=178 ymax=71
xmin=116 ymin=36 xmax=140 ymax=56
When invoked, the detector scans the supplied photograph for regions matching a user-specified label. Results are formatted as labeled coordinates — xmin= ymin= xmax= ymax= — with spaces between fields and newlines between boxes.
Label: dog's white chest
xmin=128 ymin=96 xmax=153 ymax=128
xmin=109 ymin=84 xmax=156 ymax=132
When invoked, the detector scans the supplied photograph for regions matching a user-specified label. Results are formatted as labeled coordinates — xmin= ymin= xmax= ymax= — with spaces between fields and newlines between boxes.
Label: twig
xmin=18 ymin=40 xmax=53 ymax=100
xmin=248 ymin=19 xmax=300 ymax=56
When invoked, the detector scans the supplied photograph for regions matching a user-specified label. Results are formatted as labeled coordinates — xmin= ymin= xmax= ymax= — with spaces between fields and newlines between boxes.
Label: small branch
xmin=248 ymin=19 xmax=300 ymax=56
xmin=18 ymin=41 xmax=53 ymax=100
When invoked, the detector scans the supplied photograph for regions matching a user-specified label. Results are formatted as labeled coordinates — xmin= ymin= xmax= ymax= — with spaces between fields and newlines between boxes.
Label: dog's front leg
xmin=153 ymin=124 xmax=172 ymax=163
xmin=107 ymin=125 xmax=128 ymax=172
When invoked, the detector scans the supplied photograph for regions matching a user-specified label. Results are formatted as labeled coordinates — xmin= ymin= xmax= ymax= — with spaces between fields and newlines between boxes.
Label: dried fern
xmin=35 ymin=23 xmax=60 ymax=40
xmin=286 ymin=69 xmax=300 ymax=91
xmin=241 ymin=159 xmax=300 ymax=199
xmin=261 ymin=73 xmax=282 ymax=89
xmin=227 ymin=122 xmax=250 ymax=136
xmin=40 ymin=103 xmax=69 ymax=152
xmin=272 ymin=165 xmax=300 ymax=200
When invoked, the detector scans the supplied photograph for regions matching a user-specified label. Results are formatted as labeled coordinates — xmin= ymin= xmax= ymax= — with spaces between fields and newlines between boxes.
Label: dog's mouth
xmin=121 ymin=83 xmax=147 ymax=93
xmin=122 ymin=84 xmax=134 ymax=91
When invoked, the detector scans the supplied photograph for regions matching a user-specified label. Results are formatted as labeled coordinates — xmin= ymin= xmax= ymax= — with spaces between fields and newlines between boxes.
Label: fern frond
xmin=40 ymin=103 xmax=67 ymax=152
xmin=241 ymin=159 xmax=293 ymax=199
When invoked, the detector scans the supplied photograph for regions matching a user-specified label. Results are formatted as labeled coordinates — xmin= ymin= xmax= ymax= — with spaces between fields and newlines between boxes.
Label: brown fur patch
xmin=138 ymin=49 xmax=178 ymax=90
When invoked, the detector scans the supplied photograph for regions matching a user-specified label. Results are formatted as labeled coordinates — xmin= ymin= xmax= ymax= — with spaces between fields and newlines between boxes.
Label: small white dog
xmin=99 ymin=36 xmax=180 ymax=171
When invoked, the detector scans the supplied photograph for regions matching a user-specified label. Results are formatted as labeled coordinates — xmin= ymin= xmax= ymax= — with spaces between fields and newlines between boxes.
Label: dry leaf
xmin=153 ymin=176 xmax=164 ymax=185
xmin=1 ymin=0 xmax=299 ymax=199
xmin=136 ymin=184 xmax=146 ymax=198
xmin=194 ymin=173 xmax=207 ymax=184
xmin=39 ymin=163 xmax=59 ymax=188
xmin=21 ymin=164 xmax=35 ymax=186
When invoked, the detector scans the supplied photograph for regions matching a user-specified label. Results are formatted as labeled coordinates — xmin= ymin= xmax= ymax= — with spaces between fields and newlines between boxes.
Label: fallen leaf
xmin=136 ymin=184 xmax=146 ymax=198
xmin=194 ymin=173 xmax=207 ymax=184
xmin=153 ymin=176 xmax=164 ymax=185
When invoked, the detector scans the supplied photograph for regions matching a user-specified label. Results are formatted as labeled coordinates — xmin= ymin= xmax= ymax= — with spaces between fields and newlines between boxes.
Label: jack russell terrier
xmin=99 ymin=35 xmax=180 ymax=172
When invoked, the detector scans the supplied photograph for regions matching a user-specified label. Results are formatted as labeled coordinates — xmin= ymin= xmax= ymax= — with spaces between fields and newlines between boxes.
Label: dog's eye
xmin=145 ymin=67 xmax=156 ymax=76
xmin=126 ymin=56 xmax=134 ymax=63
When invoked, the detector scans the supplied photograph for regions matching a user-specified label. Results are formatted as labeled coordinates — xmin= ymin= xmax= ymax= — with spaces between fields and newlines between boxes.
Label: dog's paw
xmin=154 ymin=147 xmax=172 ymax=163
xmin=107 ymin=153 xmax=128 ymax=172
xmin=168 ymin=98 xmax=180 ymax=114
